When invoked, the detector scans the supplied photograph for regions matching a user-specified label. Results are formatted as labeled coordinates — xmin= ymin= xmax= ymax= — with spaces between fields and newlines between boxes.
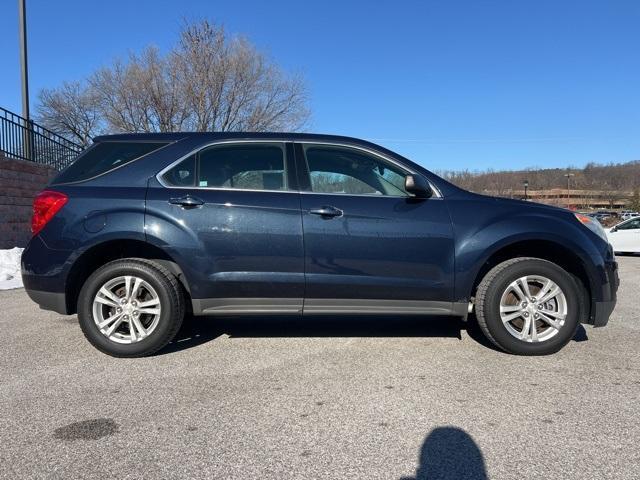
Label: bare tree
xmin=171 ymin=21 xmax=309 ymax=132
xmin=36 ymin=20 xmax=309 ymax=141
xmin=90 ymin=47 xmax=189 ymax=133
xmin=37 ymin=81 xmax=103 ymax=147
xmin=630 ymin=188 xmax=640 ymax=212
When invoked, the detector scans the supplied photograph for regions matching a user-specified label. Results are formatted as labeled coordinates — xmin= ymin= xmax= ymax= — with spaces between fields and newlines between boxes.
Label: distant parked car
xmin=21 ymin=133 xmax=618 ymax=357
xmin=620 ymin=212 xmax=639 ymax=221
xmin=606 ymin=217 xmax=640 ymax=253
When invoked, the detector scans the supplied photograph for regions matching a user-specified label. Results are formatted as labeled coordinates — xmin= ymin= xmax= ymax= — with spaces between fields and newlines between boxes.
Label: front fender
xmin=452 ymin=207 xmax=604 ymax=301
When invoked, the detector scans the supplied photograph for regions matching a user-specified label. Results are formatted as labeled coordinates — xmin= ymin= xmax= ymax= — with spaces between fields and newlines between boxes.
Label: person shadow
xmin=400 ymin=427 xmax=488 ymax=480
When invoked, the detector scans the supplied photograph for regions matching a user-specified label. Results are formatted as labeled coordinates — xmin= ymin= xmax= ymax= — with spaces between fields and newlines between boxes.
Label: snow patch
xmin=0 ymin=248 xmax=24 ymax=290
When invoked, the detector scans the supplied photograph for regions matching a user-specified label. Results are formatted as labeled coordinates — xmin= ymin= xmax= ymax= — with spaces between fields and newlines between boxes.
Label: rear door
xmin=294 ymin=142 xmax=455 ymax=314
xmin=146 ymin=141 xmax=305 ymax=314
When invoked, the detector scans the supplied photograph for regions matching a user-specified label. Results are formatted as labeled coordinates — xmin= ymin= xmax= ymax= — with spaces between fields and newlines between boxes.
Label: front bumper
xmin=591 ymin=259 xmax=619 ymax=327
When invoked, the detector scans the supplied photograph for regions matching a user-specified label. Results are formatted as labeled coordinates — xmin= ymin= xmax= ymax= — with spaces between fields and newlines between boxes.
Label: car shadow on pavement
xmin=160 ymin=314 xmax=463 ymax=355
xmin=464 ymin=313 xmax=589 ymax=351
xmin=160 ymin=313 xmax=589 ymax=355
xmin=400 ymin=426 xmax=488 ymax=480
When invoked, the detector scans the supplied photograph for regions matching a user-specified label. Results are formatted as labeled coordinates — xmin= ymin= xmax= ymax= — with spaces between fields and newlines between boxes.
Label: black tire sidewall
xmin=78 ymin=261 xmax=181 ymax=357
xmin=482 ymin=260 xmax=580 ymax=355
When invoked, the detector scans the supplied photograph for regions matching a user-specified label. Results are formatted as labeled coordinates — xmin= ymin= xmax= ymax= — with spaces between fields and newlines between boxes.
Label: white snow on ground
xmin=0 ymin=248 xmax=24 ymax=290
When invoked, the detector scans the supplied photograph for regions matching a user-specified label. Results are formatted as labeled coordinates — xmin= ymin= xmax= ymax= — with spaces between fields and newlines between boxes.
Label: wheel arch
xmin=65 ymin=239 xmax=191 ymax=314
xmin=466 ymin=239 xmax=594 ymax=319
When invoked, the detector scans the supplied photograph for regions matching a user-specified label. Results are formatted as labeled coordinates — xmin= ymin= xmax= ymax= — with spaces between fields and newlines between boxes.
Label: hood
xmin=469 ymin=191 xmax=569 ymax=213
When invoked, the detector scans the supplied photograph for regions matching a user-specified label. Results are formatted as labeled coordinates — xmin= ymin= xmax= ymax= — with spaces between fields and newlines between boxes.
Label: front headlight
xmin=574 ymin=213 xmax=608 ymax=242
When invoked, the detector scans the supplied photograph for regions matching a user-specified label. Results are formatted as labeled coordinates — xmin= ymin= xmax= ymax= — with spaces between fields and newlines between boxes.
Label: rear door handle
xmin=309 ymin=206 xmax=343 ymax=218
xmin=168 ymin=195 xmax=204 ymax=208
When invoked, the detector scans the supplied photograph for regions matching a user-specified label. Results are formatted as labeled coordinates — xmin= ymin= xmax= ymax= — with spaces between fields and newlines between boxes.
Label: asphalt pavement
xmin=1 ymin=257 xmax=639 ymax=479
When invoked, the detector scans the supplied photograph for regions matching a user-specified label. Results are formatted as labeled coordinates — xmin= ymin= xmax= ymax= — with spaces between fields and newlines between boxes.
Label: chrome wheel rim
xmin=92 ymin=275 xmax=161 ymax=344
xmin=499 ymin=275 xmax=567 ymax=343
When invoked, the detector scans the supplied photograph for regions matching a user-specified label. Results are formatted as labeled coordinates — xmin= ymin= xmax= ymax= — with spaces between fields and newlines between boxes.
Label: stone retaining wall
xmin=0 ymin=154 xmax=57 ymax=248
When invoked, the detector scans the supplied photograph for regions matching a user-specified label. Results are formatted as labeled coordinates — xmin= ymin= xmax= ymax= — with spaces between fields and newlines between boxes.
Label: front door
xmin=146 ymin=141 xmax=305 ymax=314
xmin=294 ymin=143 xmax=455 ymax=314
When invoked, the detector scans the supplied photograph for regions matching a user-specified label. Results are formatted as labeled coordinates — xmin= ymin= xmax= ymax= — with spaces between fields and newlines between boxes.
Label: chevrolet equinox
xmin=21 ymin=133 xmax=619 ymax=357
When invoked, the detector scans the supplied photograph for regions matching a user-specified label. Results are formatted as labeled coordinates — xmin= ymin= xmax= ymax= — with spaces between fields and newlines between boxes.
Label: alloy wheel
xmin=92 ymin=275 xmax=162 ymax=344
xmin=499 ymin=275 xmax=567 ymax=343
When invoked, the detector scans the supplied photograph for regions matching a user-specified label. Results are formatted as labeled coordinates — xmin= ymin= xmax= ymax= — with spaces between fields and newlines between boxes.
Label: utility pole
xmin=18 ymin=0 xmax=32 ymax=160
xmin=564 ymin=172 xmax=574 ymax=209
xmin=18 ymin=0 xmax=30 ymax=121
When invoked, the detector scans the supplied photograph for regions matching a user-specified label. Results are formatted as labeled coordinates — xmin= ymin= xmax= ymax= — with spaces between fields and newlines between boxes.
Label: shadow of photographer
xmin=401 ymin=426 xmax=487 ymax=480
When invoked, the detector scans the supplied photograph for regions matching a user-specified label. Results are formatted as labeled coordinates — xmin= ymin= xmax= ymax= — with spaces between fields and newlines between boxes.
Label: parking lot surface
xmin=1 ymin=257 xmax=639 ymax=479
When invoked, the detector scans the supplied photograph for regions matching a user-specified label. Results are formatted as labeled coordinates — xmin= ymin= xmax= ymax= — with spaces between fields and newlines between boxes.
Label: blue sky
xmin=1 ymin=0 xmax=639 ymax=171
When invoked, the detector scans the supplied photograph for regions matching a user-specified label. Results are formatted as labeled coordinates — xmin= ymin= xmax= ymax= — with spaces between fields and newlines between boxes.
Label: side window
xmin=55 ymin=141 xmax=168 ymax=184
xmin=617 ymin=219 xmax=640 ymax=230
xmin=161 ymin=154 xmax=196 ymax=187
xmin=198 ymin=144 xmax=287 ymax=191
xmin=303 ymin=145 xmax=409 ymax=196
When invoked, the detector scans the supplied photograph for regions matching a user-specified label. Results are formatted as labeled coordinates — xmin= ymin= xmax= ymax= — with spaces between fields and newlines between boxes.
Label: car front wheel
xmin=475 ymin=257 xmax=581 ymax=355
xmin=77 ymin=258 xmax=185 ymax=357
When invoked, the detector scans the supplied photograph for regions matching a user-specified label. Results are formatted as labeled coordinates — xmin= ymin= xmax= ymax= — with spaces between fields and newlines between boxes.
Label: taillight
xmin=31 ymin=190 xmax=68 ymax=235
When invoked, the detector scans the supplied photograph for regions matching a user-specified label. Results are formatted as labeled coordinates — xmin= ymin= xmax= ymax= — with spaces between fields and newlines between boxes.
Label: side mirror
xmin=405 ymin=174 xmax=432 ymax=198
xmin=611 ymin=227 xmax=617 ymax=233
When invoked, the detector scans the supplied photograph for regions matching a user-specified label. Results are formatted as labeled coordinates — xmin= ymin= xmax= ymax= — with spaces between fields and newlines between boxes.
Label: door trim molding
xmin=192 ymin=298 xmax=467 ymax=317
xmin=303 ymin=299 xmax=465 ymax=316
xmin=192 ymin=298 xmax=303 ymax=315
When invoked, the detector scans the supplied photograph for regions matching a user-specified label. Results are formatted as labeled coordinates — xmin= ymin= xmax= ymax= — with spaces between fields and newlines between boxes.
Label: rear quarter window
xmin=53 ymin=141 xmax=168 ymax=184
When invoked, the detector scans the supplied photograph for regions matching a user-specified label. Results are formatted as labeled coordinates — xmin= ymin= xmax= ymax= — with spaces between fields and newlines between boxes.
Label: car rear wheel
xmin=475 ymin=257 xmax=581 ymax=355
xmin=78 ymin=258 xmax=185 ymax=357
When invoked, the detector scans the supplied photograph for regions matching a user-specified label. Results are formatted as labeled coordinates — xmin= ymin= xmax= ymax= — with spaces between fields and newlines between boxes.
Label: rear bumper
xmin=21 ymin=235 xmax=73 ymax=315
xmin=24 ymin=288 xmax=69 ymax=315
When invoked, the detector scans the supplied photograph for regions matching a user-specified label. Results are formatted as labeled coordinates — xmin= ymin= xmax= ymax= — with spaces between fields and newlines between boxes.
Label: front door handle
xmin=309 ymin=206 xmax=343 ymax=218
xmin=168 ymin=195 xmax=204 ymax=208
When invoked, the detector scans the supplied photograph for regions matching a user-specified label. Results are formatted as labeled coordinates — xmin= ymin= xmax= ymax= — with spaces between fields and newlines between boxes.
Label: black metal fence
xmin=0 ymin=107 xmax=83 ymax=170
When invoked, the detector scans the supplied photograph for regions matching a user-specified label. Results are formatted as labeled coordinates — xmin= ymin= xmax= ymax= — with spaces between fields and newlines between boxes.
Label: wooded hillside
xmin=437 ymin=160 xmax=640 ymax=197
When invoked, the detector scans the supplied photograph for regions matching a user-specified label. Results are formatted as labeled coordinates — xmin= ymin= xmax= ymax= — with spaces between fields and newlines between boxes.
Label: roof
xmin=92 ymin=131 xmax=374 ymax=146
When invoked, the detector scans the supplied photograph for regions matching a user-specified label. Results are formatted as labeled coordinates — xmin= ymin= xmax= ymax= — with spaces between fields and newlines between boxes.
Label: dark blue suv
xmin=21 ymin=133 xmax=618 ymax=357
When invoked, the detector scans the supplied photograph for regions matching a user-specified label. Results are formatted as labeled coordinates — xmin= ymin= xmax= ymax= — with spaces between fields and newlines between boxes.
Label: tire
xmin=77 ymin=258 xmax=185 ymax=357
xmin=475 ymin=257 xmax=581 ymax=355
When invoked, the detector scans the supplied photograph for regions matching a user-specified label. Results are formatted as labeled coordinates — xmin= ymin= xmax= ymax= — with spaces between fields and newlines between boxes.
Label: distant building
xmin=486 ymin=188 xmax=631 ymax=210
